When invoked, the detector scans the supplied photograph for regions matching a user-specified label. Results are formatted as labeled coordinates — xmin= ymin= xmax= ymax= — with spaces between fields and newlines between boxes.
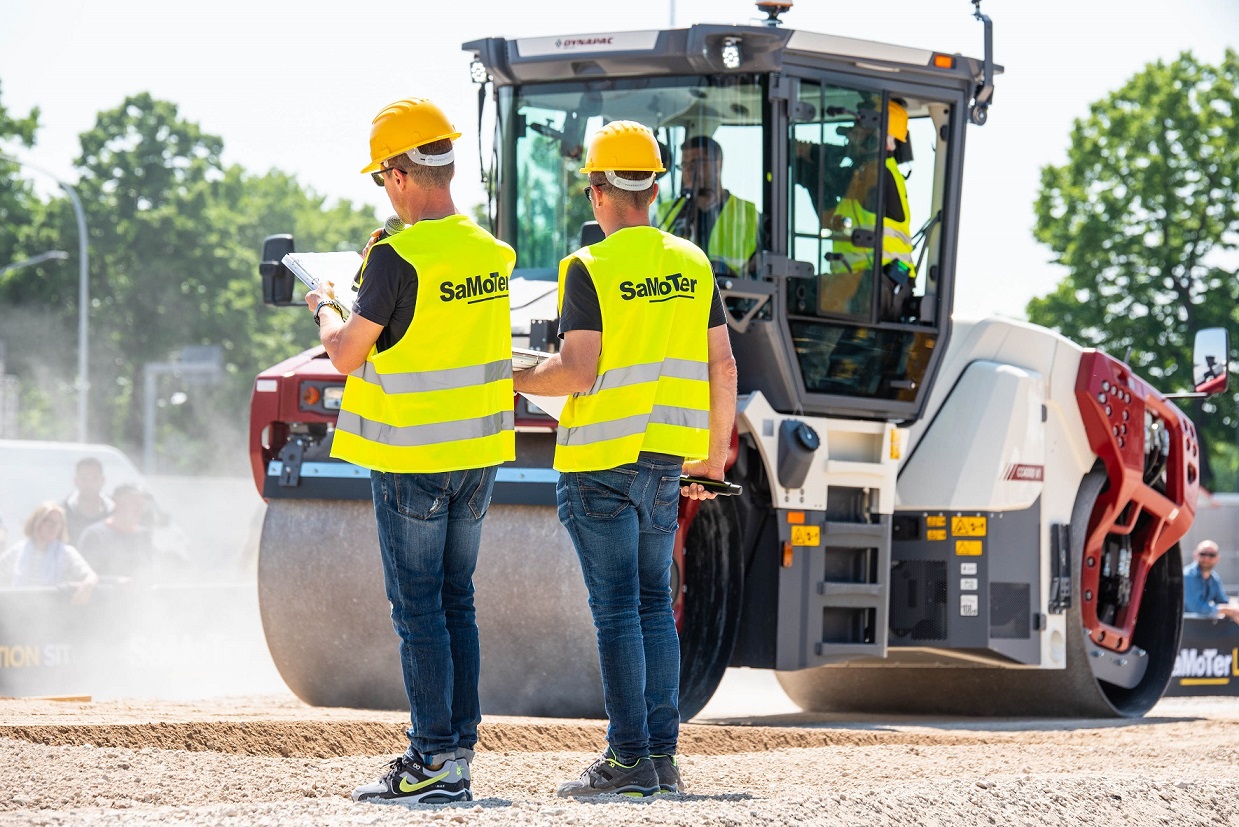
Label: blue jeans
xmin=371 ymin=466 xmax=497 ymax=766
xmin=557 ymin=457 xmax=683 ymax=762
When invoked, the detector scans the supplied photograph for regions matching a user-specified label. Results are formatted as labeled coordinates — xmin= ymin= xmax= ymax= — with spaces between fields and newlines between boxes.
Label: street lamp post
xmin=0 ymin=250 xmax=69 ymax=278
xmin=0 ymin=154 xmax=90 ymax=442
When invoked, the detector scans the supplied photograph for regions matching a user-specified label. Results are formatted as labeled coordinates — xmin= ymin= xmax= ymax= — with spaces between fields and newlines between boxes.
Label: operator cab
xmin=467 ymin=12 xmax=993 ymax=425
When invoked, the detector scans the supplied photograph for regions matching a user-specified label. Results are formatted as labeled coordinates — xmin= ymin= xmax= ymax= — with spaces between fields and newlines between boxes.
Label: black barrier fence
xmin=0 ymin=583 xmax=281 ymax=699
xmin=1165 ymin=615 xmax=1239 ymax=697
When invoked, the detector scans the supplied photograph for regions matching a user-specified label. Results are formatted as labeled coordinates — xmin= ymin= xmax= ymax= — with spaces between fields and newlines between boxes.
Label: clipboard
xmin=511 ymin=347 xmax=566 ymax=419
xmin=282 ymin=251 xmax=362 ymax=308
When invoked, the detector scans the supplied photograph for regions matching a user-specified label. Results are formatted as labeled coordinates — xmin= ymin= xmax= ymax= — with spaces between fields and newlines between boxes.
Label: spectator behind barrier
xmin=0 ymin=501 xmax=97 ymax=604
xmin=62 ymin=456 xmax=114 ymax=545
xmin=77 ymin=483 xmax=177 ymax=584
xmin=1183 ymin=539 xmax=1239 ymax=623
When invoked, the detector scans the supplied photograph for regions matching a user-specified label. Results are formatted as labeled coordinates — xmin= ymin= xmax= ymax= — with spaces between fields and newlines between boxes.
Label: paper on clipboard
xmin=511 ymin=347 xmax=566 ymax=420
xmin=282 ymin=251 xmax=362 ymax=308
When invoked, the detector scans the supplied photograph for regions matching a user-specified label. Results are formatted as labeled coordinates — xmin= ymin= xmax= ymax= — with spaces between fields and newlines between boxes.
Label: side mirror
xmin=1193 ymin=327 xmax=1229 ymax=395
xmin=259 ymin=234 xmax=298 ymax=306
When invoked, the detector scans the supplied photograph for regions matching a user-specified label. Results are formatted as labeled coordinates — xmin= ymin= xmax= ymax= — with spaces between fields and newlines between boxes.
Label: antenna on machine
xmin=755 ymin=1 xmax=792 ymax=27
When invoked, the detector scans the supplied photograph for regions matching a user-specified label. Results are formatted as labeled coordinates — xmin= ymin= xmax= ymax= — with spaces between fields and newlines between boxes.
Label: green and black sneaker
xmin=556 ymin=748 xmax=660 ymax=798
xmin=651 ymin=753 xmax=684 ymax=793
xmin=352 ymin=755 xmax=471 ymax=805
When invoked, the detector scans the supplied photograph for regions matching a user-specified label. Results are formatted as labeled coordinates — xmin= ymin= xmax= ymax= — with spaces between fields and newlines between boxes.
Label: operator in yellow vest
xmin=304 ymin=96 xmax=514 ymax=806
xmin=513 ymin=121 xmax=738 ymax=798
xmin=815 ymin=99 xmax=916 ymax=319
xmin=656 ymin=135 xmax=760 ymax=276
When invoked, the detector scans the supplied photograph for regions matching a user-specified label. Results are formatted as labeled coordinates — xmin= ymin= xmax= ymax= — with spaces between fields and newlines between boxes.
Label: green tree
xmin=1029 ymin=49 xmax=1239 ymax=490
xmin=1 ymin=91 xmax=377 ymax=472
xmin=0 ymin=79 xmax=42 ymax=306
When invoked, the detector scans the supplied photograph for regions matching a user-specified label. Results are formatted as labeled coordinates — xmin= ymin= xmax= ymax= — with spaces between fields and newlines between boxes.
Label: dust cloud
xmin=0 ymin=457 xmax=286 ymax=703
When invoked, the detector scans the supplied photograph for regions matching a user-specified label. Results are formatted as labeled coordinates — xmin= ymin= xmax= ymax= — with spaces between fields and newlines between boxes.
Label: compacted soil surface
xmin=3 ymin=693 xmax=1238 ymax=826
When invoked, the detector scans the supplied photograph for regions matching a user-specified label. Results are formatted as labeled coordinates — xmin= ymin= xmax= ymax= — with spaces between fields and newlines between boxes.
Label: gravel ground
xmin=3 ymin=693 xmax=1239 ymax=826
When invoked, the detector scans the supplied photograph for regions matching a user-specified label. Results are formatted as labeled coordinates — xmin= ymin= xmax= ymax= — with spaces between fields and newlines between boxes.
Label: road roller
xmin=249 ymin=2 xmax=1229 ymax=718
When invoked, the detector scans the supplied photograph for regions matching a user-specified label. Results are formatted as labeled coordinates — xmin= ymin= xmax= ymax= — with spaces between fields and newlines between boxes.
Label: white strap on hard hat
xmin=406 ymin=146 xmax=456 ymax=167
xmin=604 ymin=170 xmax=655 ymax=191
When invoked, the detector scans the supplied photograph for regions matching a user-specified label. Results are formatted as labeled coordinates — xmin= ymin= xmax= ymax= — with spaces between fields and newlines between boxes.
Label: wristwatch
xmin=314 ymin=299 xmax=346 ymax=326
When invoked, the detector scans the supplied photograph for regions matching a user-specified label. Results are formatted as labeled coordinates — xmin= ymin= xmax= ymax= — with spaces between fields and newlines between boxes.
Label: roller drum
xmin=258 ymin=499 xmax=603 ymax=716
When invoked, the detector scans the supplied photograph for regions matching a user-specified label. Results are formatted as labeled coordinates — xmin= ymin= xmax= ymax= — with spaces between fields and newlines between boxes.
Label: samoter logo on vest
xmin=619 ymin=272 xmax=698 ymax=302
xmin=440 ymin=272 xmax=509 ymax=303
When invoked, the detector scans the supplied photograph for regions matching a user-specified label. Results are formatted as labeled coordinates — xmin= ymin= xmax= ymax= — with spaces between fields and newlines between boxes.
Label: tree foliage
xmin=1029 ymin=49 xmax=1239 ymax=489
xmin=0 ymin=89 xmax=379 ymax=473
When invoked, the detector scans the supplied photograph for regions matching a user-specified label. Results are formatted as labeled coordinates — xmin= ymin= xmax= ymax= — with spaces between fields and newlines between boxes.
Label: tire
xmin=677 ymin=494 xmax=744 ymax=719
xmin=777 ymin=471 xmax=1184 ymax=717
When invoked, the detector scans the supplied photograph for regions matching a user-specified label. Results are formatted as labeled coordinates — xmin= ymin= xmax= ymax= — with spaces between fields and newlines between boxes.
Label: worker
xmin=811 ymin=99 xmax=916 ymax=319
xmin=306 ymin=96 xmax=516 ymax=805
xmin=1184 ymin=540 xmax=1239 ymax=623
xmin=512 ymin=120 xmax=738 ymax=797
xmin=656 ymin=135 xmax=760 ymax=276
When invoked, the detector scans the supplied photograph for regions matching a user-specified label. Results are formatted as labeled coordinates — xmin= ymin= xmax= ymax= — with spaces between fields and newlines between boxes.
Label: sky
xmin=1 ymin=0 xmax=1236 ymax=321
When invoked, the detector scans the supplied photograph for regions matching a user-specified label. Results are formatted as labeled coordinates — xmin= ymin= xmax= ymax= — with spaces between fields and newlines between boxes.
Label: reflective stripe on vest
xmin=553 ymin=226 xmax=713 ymax=472
xmin=831 ymin=156 xmax=916 ymax=276
xmin=351 ymin=358 xmax=511 ymax=394
xmin=330 ymin=215 xmax=516 ymax=474
xmin=656 ymin=193 xmax=758 ymax=273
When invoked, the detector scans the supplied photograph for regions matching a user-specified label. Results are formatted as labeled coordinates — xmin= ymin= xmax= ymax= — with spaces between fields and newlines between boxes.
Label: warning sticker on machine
xmin=956 ymin=540 xmax=983 ymax=556
xmin=927 ymin=516 xmax=947 ymax=528
xmin=961 ymin=595 xmax=979 ymax=616
xmin=791 ymin=526 xmax=820 ymax=547
xmin=952 ymin=516 xmax=987 ymax=537
xmin=927 ymin=529 xmax=947 ymax=541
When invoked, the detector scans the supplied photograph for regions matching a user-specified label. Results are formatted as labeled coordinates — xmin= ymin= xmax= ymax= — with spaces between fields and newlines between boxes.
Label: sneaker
xmin=352 ymin=755 xmax=471 ymax=805
xmin=556 ymin=749 xmax=660 ymax=798
xmin=651 ymin=754 xmax=684 ymax=793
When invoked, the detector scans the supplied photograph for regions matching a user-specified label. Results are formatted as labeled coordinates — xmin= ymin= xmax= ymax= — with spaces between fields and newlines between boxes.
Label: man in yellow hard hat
xmin=306 ymin=96 xmax=515 ymax=805
xmin=798 ymin=99 xmax=916 ymax=319
xmin=512 ymin=120 xmax=738 ymax=797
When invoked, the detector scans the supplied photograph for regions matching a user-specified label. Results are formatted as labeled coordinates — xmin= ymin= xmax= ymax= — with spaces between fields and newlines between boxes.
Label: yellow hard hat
xmin=579 ymin=121 xmax=666 ymax=175
xmin=887 ymin=100 xmax=909 ymax=143
xmin=360 ymin=97 xmax=462 ymax=174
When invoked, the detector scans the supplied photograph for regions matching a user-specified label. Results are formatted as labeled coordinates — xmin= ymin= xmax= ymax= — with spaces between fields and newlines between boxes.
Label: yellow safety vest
xmin=656 ymin=192 xmax=758 ymax=274
xmin=830 ymin=156 xmax=915 ymax=278
xmin=554 ymin=226 xmax=714 ymax=473
xmin=331 ymin=215 xmax=516 ymax=473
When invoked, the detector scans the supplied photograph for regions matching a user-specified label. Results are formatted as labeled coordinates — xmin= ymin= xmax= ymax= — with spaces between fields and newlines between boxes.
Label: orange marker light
xmin=782 ymin=542 xmax=794 ymax=568
xmin=302 ymin=385 xmax=321 ymax=407
xmin=932 ymin=53 xmax=955 ymax=69
xmin=787 ymin=511 xmax=806 ymax=524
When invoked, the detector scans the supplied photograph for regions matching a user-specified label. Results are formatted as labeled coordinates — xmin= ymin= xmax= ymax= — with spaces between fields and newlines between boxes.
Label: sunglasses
xmin=371 ymin=167 xmax=400 ymax=187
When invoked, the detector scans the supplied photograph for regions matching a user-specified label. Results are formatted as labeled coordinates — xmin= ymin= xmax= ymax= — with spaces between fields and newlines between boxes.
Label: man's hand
xmin=680 ymin=459 xmax=723 ymax=501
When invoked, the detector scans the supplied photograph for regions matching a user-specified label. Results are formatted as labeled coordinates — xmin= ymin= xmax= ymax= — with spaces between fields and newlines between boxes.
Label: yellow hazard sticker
xmin=956 ymin=540 xmax=983 ymax=556
xmin=927 ymin=529 xmax=947 ymax=541
xmin=791 ymin=525 xmax=820 ymax=547
xmin=952 ymin=516 xmax=987 ymax=537
xmin=926 ymin=516 xmax=946 ymax=528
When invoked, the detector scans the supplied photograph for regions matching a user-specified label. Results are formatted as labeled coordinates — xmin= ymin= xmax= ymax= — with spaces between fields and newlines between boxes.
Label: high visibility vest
xmin=830 ymin=157 xmax=915 ymax=280
xmin=554 ymin=226 xmax=714 ymax=473
xmin=656 ymin=192 xmax=758 ymax=274
xmin=331 ymin=215 xmax=516 ymax=474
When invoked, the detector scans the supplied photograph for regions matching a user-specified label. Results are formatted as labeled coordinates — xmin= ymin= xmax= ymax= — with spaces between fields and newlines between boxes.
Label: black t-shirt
xmin=351 ymin=244 xmax=418 ymax=353
xmin=558 ymin=258 xmax=727 ymax=336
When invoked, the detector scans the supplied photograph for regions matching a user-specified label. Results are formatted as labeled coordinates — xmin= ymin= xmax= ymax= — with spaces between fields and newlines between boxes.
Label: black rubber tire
xmin=777 ymin=471 xmax=1184 ymax=717
xmin=677 ymin=494 xmax=745 ymax=720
